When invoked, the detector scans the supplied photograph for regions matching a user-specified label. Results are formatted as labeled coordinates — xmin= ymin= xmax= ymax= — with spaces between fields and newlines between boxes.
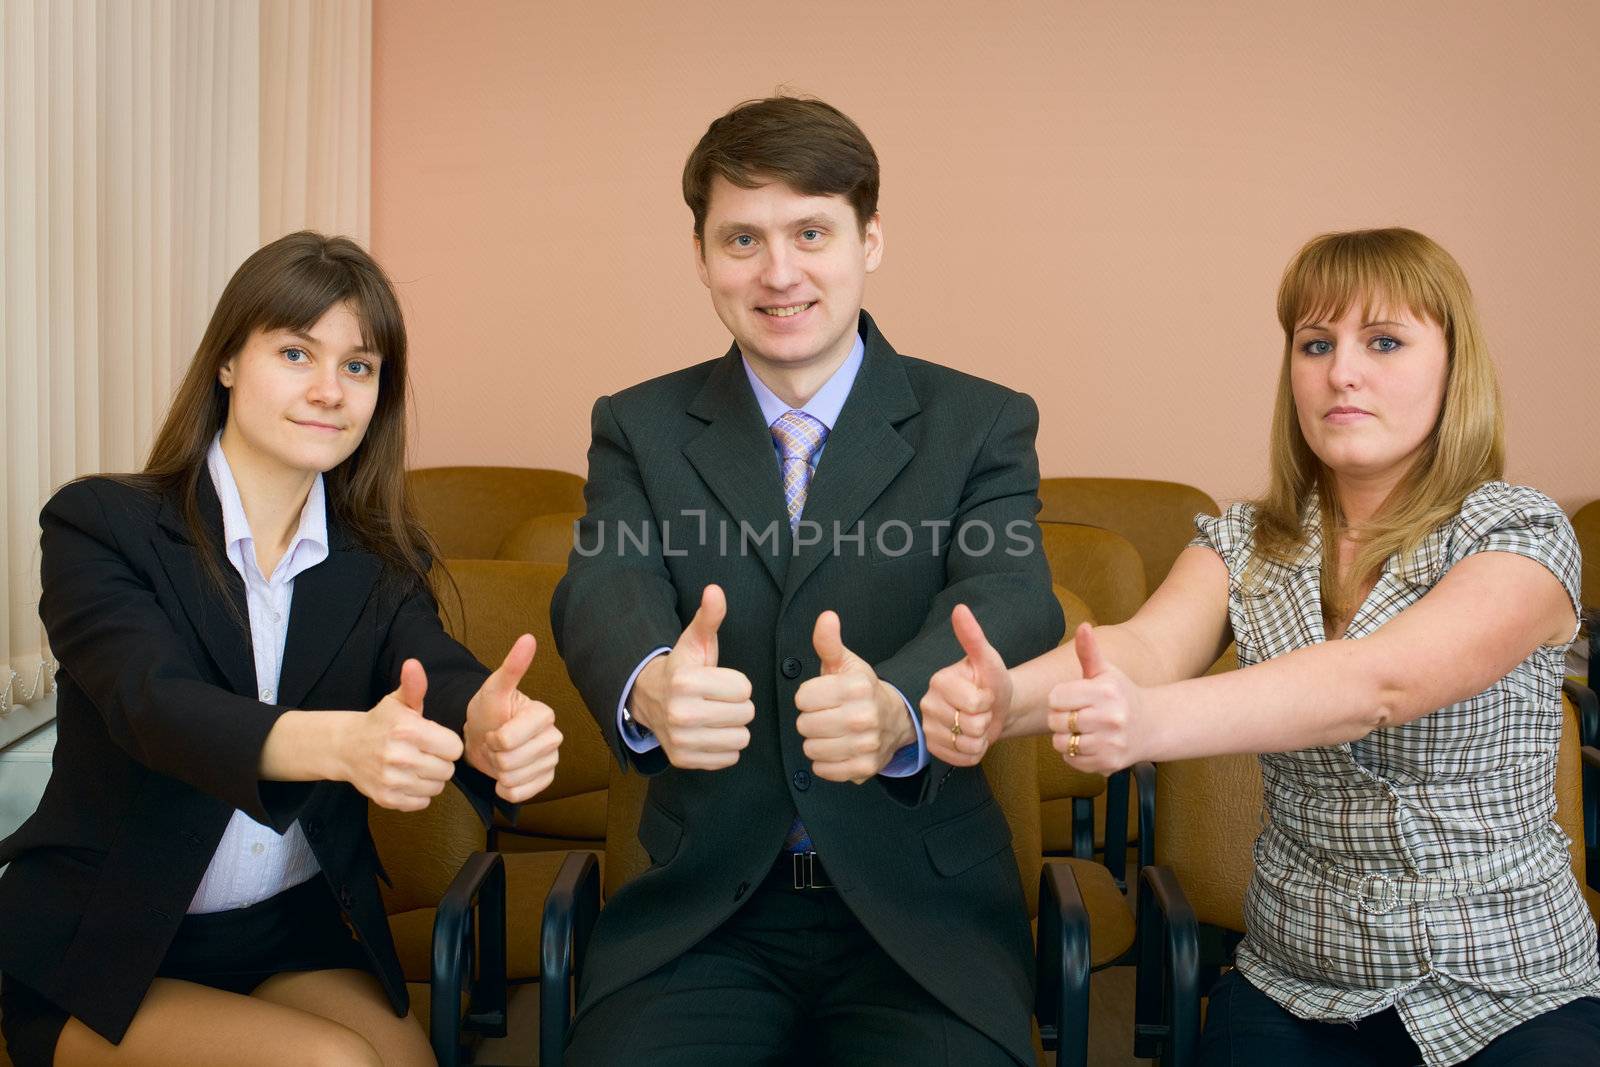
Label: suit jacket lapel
xmin=683 ymin=347 xmax=791 ymax=590
xmin=781 ymin=314 xmax=918 ymax=608
xmin=151 ymin=481 xmax=257 ymax=697
xmin=277 ymin=520 xmax=381 ymax=710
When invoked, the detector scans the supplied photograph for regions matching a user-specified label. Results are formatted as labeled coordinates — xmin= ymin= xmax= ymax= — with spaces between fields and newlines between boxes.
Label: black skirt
xmin=0 ymin=875 xmax=371 ymax=1067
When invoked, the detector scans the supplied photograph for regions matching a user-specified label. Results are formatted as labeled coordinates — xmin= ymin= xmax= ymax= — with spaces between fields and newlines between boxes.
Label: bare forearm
xmin=1139 ymin=641 xmax=1396 ymax=762
xmin=258 ymin=710 xmax=358 ymax=782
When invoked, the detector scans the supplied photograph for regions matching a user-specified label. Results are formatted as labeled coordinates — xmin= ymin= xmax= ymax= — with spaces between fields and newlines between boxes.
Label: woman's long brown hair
xmin=127 ymin=231 xmax=439 ymax=605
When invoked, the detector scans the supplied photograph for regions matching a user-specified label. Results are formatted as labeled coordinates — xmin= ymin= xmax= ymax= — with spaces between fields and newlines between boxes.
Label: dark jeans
xmin=564 ymin=862 xmax=1020 ymax=1067
xmin=1198 ymin=968 xmax=1600 ymax=1066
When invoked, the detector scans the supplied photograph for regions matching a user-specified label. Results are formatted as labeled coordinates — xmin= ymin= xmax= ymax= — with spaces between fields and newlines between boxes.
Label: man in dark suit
xmin=551 ymin=96 xmax=1063 ymax=1065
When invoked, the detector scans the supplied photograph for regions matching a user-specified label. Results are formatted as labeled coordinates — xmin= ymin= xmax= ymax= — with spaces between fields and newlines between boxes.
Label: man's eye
xmin=801 ymin=229 xmax=821 ymax=241
xmin=733 ymin=235 xmax=754 ymax=248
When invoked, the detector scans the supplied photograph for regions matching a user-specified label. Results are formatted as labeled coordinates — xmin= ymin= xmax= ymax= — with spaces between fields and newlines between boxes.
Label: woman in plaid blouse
xmin=923 ymin=228 xmax=1600 ymax=1065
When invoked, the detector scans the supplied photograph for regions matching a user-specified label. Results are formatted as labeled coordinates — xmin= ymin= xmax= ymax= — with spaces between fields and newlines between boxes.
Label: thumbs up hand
xmin=465 ymin=633 xmax=564 ymax=803
xmin=920 ymin=604 xmax=1014 ymax=768
xmin=627 ymin=584 xmax=756 ymax=771
xmin=1046 ymin=623 xmax=1142 ymax=775
xmin=343 ymin=658 xmax=466 ymax=811
xmin=794 ymin=611 xmax=914 ymax=784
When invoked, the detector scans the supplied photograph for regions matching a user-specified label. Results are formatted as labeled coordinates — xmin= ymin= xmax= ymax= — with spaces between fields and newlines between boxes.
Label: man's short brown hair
xmin=683 ymin=96 xmax=880 ymax=238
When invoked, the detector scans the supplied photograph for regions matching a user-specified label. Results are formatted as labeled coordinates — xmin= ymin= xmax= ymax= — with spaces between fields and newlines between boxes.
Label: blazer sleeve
xmin=873 ymin=390 xmax=1066 ymax=806
xmin=39 ymin=479 xmax=303 ymax=825
xmin=550 ymin=395 xmax=685 ymax=774
xmin=376 ymin=574 xmax=508 ymax=824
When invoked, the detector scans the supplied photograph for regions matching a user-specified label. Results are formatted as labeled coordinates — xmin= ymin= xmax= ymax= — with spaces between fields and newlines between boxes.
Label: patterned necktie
xmin=771 ymin=410 xmax=828 ymax=853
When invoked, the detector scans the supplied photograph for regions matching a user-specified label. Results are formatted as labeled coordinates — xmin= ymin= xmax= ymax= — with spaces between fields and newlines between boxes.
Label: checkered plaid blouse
xmin=1192 ymin=481 xmax=1600 ymax=1066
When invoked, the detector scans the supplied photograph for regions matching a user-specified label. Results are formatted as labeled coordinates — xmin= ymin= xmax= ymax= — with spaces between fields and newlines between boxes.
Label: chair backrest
xmin=370 ymin=559 xmax=612 ymax=911
xmin=406 ymin=466 xmax=586 ymax=559
xmin=498 ymin=511 xmax=584 ymax=565
xmin=1573 ymin=500 xmax=1599 ymax=637
xmin=444 ymin=559 xmax=611 ymax=838
xmin=1037 ymin=522 xmax=1146 ymax=626
xmin=1555 ymin=692 xmax=1598 ymax=919
xmin=1039 ymin=586 xmax=1107 ymax=823
xmin=1037 ymin=478 xmax=1219 ymax=590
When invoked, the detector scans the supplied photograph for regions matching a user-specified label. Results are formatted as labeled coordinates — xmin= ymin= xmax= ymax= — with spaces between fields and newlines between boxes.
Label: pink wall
xmin=372 ymin=0 xmax=1599 ymax=510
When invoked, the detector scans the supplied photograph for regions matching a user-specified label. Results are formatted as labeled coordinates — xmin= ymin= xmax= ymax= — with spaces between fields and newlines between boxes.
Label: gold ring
xmin=1068 ymin=733 xmax=1081 ymax=758
xmin=951 ymin=713 xmax=963 ymax=742
xmin=1067 ymin=709 xmax=1079 ymax=735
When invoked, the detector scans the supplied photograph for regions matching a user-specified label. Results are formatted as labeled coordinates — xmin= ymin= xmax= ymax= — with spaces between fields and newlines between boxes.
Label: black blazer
xmin=551 ymin=311 xmax=1064 ymax=1065
xmin=0 ymin=474 xmax=497 ymax=1043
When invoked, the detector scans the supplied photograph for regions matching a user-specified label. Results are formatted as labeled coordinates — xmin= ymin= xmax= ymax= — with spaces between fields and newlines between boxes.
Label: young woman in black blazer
xmin=0 ymin=232 xmax=563 ymax=1067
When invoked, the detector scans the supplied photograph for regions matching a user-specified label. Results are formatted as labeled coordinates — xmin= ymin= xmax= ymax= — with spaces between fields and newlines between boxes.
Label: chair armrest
xmin=539 ymin=850 xmax=602 ymax=1067
xmin=1131 ymin=761 xmax=1157 ymax=871
xmin=1037 ymin=861 xmax=1091 ymax=1066
xmin=1135 ymin=864 xmax=1200 ymax=1066
xmin=430 ymin=850 xmax=508 ymax=1067
xmin=1103 ymin=768 xmax=1131 ymax=889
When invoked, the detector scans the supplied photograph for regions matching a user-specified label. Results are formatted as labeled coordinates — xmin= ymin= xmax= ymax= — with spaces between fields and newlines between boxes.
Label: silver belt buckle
xmin=791 ymin=851 xmax=831 ymax=890
xmin=1357 ymin=872 xmax=1398 ymax=914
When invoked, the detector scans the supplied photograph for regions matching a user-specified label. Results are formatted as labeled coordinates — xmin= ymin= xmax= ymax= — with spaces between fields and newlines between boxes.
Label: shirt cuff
xmin=878 ymin=683 xmax=929 ymax=778
xmin=617 ymin=648 xmax=671 ymax=753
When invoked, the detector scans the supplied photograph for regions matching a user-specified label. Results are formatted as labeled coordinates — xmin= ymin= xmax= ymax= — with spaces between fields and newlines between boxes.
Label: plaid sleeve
xmin=1189 ymin=500 xmax=1256 ymax=576
xmin=1453 ymin=481 xmax=1583 ymax=644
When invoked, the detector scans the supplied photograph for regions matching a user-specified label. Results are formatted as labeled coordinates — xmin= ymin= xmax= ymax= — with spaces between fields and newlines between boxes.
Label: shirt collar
xmin=741 ymin=332 xmax=865 ymax=431
xmin=205 ymin=433 xmax=329 ymax=583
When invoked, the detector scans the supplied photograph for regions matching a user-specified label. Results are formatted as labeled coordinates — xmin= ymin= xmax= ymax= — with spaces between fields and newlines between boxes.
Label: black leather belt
xmin=775 ymin=850 xmax=834 ymax=890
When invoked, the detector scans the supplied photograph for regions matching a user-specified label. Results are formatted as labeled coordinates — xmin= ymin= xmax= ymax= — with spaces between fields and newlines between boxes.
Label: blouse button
xmin=251 ymin=842 xmax=265 ymax=856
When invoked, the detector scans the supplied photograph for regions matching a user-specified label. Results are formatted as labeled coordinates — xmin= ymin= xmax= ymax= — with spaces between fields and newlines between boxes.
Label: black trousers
xmin=1198 ymin=968 xmax=1600 ymax=1066
xmin=564 ymin=860 xmax=1020 ymax=1067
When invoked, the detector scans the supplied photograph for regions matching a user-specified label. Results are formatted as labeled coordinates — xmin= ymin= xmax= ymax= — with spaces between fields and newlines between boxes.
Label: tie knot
xmin=771 ymin=410 xmax=828 ymax=463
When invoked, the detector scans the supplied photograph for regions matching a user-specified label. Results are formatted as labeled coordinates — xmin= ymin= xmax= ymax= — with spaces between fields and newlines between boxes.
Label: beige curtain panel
xmin=0 ymin=0 xmax=370 ymax=735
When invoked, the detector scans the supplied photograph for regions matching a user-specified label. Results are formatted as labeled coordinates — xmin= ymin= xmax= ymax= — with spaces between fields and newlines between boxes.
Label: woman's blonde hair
xmin=1254 ymin=228 xmax=1505 ymax=625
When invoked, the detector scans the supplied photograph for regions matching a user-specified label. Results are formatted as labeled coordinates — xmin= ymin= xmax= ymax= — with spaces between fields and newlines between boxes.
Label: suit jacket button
xmin=781 ymin=657 xmax=802 ymax=679
xmin=793 ymin=769 xmax=811 ymax=791
xmin=734 ymin=881 xmax=750 ymax=901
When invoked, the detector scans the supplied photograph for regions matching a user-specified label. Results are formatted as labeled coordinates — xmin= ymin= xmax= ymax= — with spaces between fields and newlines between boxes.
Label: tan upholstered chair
xmin=497 ymin=511 xmax=584 ymax=567
xmin=406 ymin=467 xmax=586 ymax=560
xmin=1573 ymin=500 xmax=1599 ymax=692
xmin=1037 ymin=521 xmax=1146 ymax=626
xmin=1035 ymin=526 xmax=1146 ymax=861
xmin=367 ymin=560 xmax=608 ymax=1046
xmin=1133 ymin=690 xmax=1596 ymax=1065
xmin=1037 ymin=477 xmax=1220 ymax=589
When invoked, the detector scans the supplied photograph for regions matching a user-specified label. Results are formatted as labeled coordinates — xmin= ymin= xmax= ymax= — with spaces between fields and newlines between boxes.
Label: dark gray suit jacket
xmin=551 ymin=311 xmax=1063 ymax=1063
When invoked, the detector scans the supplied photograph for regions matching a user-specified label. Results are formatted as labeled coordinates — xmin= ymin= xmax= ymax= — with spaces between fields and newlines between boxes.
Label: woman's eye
xmin=1301 ymin=339 xmax=1333 ymax=356
xmin=283 ymin=346 xmax=309 ymax=363
xmin=344 ymin=360 xmax=373 ymax=377
xmin=1370 ymin=335 xmax=1401 ymax=353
